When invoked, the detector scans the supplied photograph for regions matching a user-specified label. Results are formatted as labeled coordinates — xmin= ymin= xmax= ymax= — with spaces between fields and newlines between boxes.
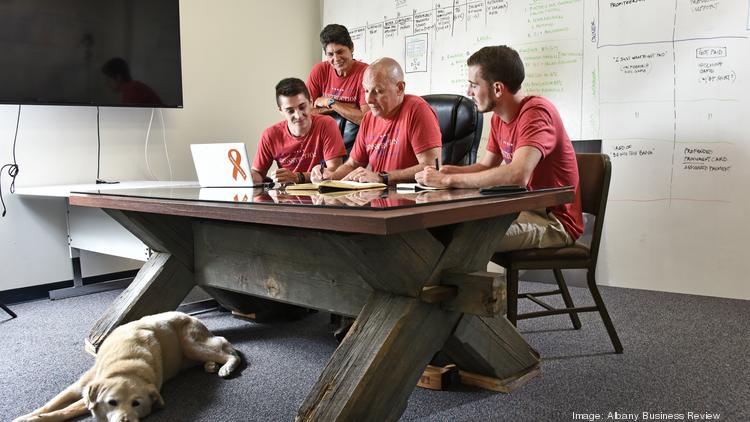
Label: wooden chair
xmin=490 ymin=153 xmax=623 ymax=353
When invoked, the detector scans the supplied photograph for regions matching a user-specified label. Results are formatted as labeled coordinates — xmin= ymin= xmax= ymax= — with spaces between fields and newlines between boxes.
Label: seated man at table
xmin=415 ymin=45 xmax=583 ymax=251
xmin=310 ymin=57 xmax=442 ymax=185
xmin=251 ymin=77 xmax=347 ymax=185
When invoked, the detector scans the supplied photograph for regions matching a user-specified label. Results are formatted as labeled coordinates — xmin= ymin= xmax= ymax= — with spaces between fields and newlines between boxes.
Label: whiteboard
xmin=324 ymin=0 xmax=750 ymax=300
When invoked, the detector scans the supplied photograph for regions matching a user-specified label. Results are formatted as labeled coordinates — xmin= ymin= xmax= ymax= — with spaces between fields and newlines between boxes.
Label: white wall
xmin=0 ymin=0 xmax=322 ymax=291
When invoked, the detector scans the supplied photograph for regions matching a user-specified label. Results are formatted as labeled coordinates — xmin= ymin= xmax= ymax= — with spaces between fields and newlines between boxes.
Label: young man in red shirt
xmin=307 ymin=24 xmax=369 ymax=125
xmin=311 ymin=57 xmax=442 ymax=186
xmin=416 ymin=45 xmax=584 ymax=251
xmin=251 ymin=78 xmax=347 ymax=185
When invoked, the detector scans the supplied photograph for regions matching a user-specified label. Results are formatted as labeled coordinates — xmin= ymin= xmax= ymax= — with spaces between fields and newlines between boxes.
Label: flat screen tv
xmin=0 ymin=0 xmax=183 ymax=108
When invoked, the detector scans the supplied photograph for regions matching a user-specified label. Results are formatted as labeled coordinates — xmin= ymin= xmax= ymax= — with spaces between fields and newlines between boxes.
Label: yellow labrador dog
xmin=13 ymin=311 xmax=240 ymax=422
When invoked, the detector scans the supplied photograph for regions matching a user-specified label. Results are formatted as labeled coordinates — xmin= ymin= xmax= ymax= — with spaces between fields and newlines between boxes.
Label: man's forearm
xmin=447 ymin=163 xmax=490 ymax=174
xmin=251 ymin=169 xmax=265 ymax=184
xmin=446 ymin=166 xmax=522 ymax=188
xmin=330 ymin=162 xmax=357 ymax=180
xmin=386 ymin=164 xmax=428 ymax=184
xmin=331 ymin=102 xmax=365 ymax=124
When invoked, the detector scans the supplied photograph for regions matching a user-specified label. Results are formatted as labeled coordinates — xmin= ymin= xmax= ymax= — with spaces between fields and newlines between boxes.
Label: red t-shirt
xmin=349 ymin=95 xmax=442 ymax=173
xmin=487 ymin=96 xmax=584 ymax=240
xmin=252 ymin=114 xmax=347 ymax=174
xmin=306 ymin=60 xmax=368 ymax=106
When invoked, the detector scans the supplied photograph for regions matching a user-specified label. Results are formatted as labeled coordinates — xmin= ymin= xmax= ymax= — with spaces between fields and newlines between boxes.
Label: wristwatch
xmin=327 ymin=98 xmax=335 ymax=108
xmin=378 ymin=172 xmax=389 ymax=185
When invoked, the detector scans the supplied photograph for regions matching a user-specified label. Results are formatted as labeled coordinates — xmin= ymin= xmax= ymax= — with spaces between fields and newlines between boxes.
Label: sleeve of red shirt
xmin=515 ymin=105 xmax=556 ymax=159
xmin=252 ymin=128 xmax=275 ymax=174
xmin=320 ymin=117 xmax=347 ymax=160
xmin=348 ymin=114 xmax=370 ymax=166
xmin=408 ymin=101 xmax=443 ymax=154
xmin=306 ymin=62 xmax=324 ymax=101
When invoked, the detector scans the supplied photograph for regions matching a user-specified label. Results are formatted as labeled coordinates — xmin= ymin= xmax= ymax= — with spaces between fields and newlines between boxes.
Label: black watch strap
xmin=378 ymin=172 xmax=389 ymax=185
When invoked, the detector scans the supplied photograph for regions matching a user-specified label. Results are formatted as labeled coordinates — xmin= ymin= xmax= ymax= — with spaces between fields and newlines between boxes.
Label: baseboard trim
xmin=0 ymin=269 xmax=139 ymax=305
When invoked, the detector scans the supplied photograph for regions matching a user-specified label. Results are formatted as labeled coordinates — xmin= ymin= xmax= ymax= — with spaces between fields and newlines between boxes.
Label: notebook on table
xmin=284 ymin=180 xmax=386 ymax=193
xmin=190 ymin=142 xmax=261 ymax=188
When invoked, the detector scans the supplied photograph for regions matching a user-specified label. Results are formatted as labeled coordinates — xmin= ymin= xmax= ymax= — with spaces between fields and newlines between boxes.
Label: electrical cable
xmin=144 ymin=108 xmax=157 ymax=180
xmin=95 ymin=106 xmax=104 ymax=183
xmin=95 ymin=106 xmax=118 ymax=184
xmin=159 ymin=109 xmax=173 ymax=181
xmin=1 ymin=105 xmax=21 ymax=217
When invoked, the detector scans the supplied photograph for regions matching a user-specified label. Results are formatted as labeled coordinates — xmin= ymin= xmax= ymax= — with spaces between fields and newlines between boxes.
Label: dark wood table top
xmin=69 ymin=186 xmax=575 ymax=235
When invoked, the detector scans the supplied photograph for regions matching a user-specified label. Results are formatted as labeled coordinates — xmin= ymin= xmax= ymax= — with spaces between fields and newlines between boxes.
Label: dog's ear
xmin=82 ymin=382 xmax=101 ymax=410
xmin=148 ymin=385 xmax=165 ymax=409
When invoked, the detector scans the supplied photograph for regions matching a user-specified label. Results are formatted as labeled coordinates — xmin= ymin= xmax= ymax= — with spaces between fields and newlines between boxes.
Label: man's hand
xmin=415 ymin=167 xmax=450 ymax=188
xmin=271 ymin=168 xmax=298 ymax=184
xmin=310 ymin=164 xmax=333 ymax=183
xmin=314 ymin=96 xmax=333 ymax=109
xmin=341 ymin=167 xmax=382 ymax=183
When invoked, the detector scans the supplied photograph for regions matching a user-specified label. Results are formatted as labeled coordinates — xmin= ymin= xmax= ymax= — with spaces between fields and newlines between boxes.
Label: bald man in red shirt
xmin=311 ymin=57 xmax=442 ymax=186
xmin=416 ymin=46 xmax=584 ymax=251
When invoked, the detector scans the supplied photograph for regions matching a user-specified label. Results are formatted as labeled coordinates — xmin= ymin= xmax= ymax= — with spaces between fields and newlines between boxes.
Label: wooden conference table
xmin=70 ymin=185 xmax=574 ymax=422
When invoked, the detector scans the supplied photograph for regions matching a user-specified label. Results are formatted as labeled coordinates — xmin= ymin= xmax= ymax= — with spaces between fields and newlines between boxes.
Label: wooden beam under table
xmin=296 ymin=292 xmax=461 ymax=422
xmin=85 ymin=211 xmax=195 ymax=353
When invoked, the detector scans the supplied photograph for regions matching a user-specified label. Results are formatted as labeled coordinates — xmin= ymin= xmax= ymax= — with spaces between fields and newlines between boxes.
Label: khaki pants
xmin=497 ymin=209 xmax=574 ymax=252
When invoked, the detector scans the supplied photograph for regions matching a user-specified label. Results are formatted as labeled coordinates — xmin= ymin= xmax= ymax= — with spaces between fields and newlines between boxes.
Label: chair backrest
xmin=576 ymin=153 xmax=611 ymax=263
xmin=422 ymin=94 xmax=483 ymax=165
xmin=330 ymin=112 xmax=360 ymax=154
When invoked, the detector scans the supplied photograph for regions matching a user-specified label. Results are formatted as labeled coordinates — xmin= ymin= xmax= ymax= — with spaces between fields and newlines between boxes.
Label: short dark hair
xmin=467 ymin=46 xmax=525 ymax=94
xmin=275 ymin=78 xmax=311 ymax=106
xmin=101 ymin=57 xmax=132 ymax=81
xmin=319 ymin=24 xmax=353 ymax=50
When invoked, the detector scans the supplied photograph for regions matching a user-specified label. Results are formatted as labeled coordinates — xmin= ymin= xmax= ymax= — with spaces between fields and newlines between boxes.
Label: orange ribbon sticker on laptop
xmin=228 ymin=149 xmax=247 ymax=181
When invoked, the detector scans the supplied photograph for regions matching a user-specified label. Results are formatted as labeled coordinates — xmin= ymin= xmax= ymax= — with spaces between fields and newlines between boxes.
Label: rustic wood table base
xmin=84 ymin=211 xmax=539 ymax=421
xmin=72 ymin=188 xmax=574 ymax=421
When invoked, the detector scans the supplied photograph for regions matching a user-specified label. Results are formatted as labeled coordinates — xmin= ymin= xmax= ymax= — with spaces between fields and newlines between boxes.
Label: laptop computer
xmin=190 ymin=142 xmax=259 ymax=187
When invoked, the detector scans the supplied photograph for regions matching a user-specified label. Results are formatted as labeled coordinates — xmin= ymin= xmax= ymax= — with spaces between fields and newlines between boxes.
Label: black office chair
xmin=422 ymin=94 xmax=483 ymax=165
xmin=490 ymin=153 xmax=623 ymax=353
xmin=330 ymin=112 xmax=360 ymax=155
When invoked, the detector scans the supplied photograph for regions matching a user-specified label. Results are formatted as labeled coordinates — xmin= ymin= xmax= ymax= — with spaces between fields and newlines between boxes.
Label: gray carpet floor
xmin=1 ymin=283 xmax=748 ymax=421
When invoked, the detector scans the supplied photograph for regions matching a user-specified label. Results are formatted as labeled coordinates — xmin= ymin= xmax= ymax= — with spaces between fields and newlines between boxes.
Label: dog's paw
xmin=218 ymin=365 xmax=233 ymax=378
xmin=204 ymin=361 xmax=219 ymax=373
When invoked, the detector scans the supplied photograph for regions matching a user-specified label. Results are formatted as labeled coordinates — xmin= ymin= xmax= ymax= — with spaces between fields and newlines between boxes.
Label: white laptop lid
xmin=190 ymin=143 xmax=257 ymax=187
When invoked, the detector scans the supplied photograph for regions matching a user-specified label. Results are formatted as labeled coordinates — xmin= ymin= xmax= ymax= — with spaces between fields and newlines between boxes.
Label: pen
xmin=435 ymin=158 xmax=439 ymax=171
xmin=319 ymin=159 xmax=328 ymax=181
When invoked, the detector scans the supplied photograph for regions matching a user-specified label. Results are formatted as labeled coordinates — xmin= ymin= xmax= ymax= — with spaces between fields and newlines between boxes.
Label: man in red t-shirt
xmin=307 ymin=24 xmax=369 ymax=125
xmin=416 ymin=46 xmax=584 ymax=251
xmin=251 ymin=78 xmax=347 ymax=185
xmin=311 ymin=57 xmax=442 ymax=186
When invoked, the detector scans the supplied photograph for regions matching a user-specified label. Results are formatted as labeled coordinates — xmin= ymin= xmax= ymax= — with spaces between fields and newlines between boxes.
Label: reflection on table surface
xmin=72 ymin=185 xmax=552 ymax=211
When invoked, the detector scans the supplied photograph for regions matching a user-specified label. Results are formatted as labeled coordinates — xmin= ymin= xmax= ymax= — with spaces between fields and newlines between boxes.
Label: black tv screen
xmin=0 ymin=0 xmax=182 ymax=108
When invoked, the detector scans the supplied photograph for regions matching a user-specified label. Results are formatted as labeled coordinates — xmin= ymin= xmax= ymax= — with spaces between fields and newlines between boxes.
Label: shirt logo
xmin=365 ymin=128 xmax=400 ymax=159
xmin=324 ymin=87 xmax=357 ymax=103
